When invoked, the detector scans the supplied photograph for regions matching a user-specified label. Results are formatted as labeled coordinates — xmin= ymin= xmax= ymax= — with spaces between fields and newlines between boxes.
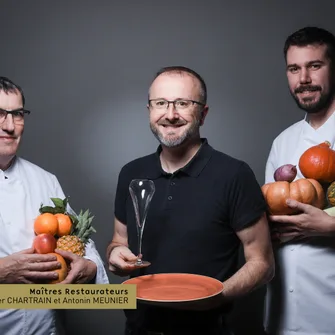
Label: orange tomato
xmin=47 ymin=253 xmax=68 ymax=284
xmin=34 ymin=213 xmax=59 ymax=236
xmin=55 ymin=213 xmax=72 ymax=236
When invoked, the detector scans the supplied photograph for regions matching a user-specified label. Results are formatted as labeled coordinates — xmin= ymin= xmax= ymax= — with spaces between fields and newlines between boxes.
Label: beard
xmin=291 ymin=84 xmax=334 ymax=114
xmin=150 ymin=119 xmax=201 ymax=148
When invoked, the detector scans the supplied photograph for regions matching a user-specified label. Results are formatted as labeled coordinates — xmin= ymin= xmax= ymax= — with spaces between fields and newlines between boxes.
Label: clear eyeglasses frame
xmin=0 ymin=108 xmax=31 ymax=125
xmin=148 ymin=98 xmax=205 ymax=111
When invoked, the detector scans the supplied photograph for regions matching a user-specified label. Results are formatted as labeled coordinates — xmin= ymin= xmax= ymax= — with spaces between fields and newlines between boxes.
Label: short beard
xmin=292 ymin=82 xmax=335 ymax=114
xmin=292 ymin=91 xmax=333 ymax=114
xmin=150 ymin=120 xmax=200 ymax=148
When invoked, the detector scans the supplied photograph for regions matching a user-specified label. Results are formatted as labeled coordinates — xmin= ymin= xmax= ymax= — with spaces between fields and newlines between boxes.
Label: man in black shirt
xmin=107 ymin=66 xmax=274 ymax=335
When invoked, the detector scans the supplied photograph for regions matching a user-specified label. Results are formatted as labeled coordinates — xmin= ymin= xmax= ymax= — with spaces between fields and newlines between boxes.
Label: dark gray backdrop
xmin=1 ymin=1 xmax=334 ymax=334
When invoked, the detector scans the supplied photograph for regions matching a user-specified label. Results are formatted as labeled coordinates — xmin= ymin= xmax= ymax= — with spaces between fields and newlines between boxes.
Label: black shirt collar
xmin=146 ymin=138 xmax=213 ymax=178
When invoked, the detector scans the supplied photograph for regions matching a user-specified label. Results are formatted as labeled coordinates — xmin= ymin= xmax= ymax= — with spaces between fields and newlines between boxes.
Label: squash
xmin=261 ymin=178 xmax=325 ymax=215
xmin=327 ymin=181 xmax=335 ymax=206
xmin=299 ymin=141 xmax=335 ymax=183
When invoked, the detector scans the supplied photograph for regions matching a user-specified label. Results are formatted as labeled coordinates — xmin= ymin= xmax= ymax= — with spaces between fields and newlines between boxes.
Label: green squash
xmin=327 ymin=181 xmax=335 ymax=206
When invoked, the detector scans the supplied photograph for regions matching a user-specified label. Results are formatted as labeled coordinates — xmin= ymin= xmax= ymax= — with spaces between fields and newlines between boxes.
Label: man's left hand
xmin=270 ymin=199 xmax=335 ymax=242
xmin=55 ymin=249 xmax=97 ymax=284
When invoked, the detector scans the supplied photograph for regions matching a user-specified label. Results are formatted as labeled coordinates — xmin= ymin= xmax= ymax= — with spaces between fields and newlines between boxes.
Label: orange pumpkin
xmin=261 ymin=178 xmax=325 ymax=215
xmin=299 ymin=141 xmax=335 ymax=183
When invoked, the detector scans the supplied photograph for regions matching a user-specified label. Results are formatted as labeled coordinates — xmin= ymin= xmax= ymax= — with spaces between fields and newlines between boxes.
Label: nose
xmin=165 ymin=103 xmax=180 ymax=121
xmin=1 ymin=114 xmax=15 ymax=133
xmin=299 ymin=68 xmax=312 ymax=84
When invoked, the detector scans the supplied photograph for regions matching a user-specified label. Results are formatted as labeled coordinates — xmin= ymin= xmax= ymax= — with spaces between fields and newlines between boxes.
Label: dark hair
xmin=0 ymin=76 xmax=25 ymax=106
xmin=150 ymin=66 xmax=207 ymax=104
xmin=284 ymin=26 xmax=335 ymax=64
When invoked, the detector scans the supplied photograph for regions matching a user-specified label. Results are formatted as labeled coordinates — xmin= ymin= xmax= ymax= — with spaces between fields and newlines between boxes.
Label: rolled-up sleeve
xmin=84 ymin=239 xmax=110 ymax=284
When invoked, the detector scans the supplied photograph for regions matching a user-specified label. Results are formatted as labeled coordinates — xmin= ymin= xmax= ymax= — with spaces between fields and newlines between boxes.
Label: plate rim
xmin=121 ymin=272 xmax=224 ymax=303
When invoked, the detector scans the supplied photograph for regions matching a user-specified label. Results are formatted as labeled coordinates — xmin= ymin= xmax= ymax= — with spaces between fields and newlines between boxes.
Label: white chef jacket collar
xmin=2 ymin=156 xmax=18 ymax=179
xmin=302 ymin=110 xmax=335 ymax=146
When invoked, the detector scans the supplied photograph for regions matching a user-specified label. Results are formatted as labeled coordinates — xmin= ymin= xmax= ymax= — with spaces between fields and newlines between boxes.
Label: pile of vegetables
xmin=262 ymin=141 xmax=335 ymax=216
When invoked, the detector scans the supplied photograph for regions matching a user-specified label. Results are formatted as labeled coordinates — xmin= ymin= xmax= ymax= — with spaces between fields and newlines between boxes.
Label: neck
xmin=0 ymin=155 xmax=15 ymax=171
xmin=307 ymin=99 xmax=335 ymax=129
xmin=160 ymin=137 xmax=202 ymax=173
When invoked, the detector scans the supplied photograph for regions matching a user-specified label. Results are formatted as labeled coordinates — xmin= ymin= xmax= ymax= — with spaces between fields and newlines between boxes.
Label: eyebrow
xmin=0 ymin=107 xmax=24 ymax=112
xmin=150 ymin=97 xmax=193 ymax=101
xmin=287 ymin=59 xmax=325 ymax=69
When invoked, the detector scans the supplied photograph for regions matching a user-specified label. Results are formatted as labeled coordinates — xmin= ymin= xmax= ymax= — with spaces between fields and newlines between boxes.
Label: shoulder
xmin=119 ymin=153 xmax=156 ymax=174
xmin=272 ymin=119 xmax=304 ymax=146
xmin=16 ymin=157 xmax=58 ymax=181
xmin=117 ymin=153 xmax=158 ymax=183
xmin=209 ymin=148 xmax=255 ymax=181
xmin=211 ymin=148 xmax=250 ymax=171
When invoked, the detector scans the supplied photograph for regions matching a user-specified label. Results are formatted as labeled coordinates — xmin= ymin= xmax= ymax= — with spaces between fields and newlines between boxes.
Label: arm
xmin=270 ymin=200 xmax=335 ymax=240
xmin=106 ymin=217 xmax=129 ymax=259
xmin=56 ymin=239 xmax=110 ymax=284
xmin=83 ymin=239 xmax=110 ymax=283
xmin=0 ymin=248 xmax=61 ymax=284
xmin=106 ymin=217 xmax=148 ymax=277
xmin=221 ymin=162 xmax=274 ymax=298
xmin=222 ymin=213 xmax=275 ymax=300
xmin=263 ymin=142 xmax=335 ymax=241
xmin=170 ymin=214 xmax=274 ymax=311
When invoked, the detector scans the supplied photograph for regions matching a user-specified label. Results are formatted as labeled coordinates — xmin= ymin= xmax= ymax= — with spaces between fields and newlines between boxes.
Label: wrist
xmin=106 ymin=242 xmax=127 ymax=261
xmin=327 ymin=216 xmax=335 ymax=235
xmin=0 ymin=258 xmax=9 ymax=283
xmin=87 ymin=260 xmax=97 ymax=283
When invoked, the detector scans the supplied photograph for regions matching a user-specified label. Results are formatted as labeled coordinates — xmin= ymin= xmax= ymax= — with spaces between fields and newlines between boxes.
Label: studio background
xmin=1 ymin=1 xmax=334 ymax=334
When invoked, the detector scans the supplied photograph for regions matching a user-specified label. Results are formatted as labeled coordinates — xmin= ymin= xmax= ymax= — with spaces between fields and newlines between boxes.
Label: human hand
xmin=55 ymin=249 xmax=97 ymax=284
xmin=269 ymin=199 xmax=335 ymax=244
xmin=108 ymin=246 xmax=149 ymax=277
xmin=0 ymin=247 xmax=61 ymax=284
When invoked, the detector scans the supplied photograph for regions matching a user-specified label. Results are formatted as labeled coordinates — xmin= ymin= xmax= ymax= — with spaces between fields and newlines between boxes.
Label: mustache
xmin=158 ymin=121 xmax=187 ymax=126
xmin=295 ymin=85 xmax=321 ymax=94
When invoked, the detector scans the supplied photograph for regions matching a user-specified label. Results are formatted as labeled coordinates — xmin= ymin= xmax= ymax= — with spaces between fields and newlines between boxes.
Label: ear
xmin=199 ymin=106 xmax=209 ymax=126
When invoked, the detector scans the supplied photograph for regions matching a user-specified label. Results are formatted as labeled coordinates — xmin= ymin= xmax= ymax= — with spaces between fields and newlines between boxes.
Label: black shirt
xmin=114 ymin=139 xmax=266 ymax=329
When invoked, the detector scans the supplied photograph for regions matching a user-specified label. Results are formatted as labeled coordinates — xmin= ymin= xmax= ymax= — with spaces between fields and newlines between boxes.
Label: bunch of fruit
xmin=262 ymin=141 xmax=335 ymax=216
xmin=33 ymin=197 xmax=96 ymax=283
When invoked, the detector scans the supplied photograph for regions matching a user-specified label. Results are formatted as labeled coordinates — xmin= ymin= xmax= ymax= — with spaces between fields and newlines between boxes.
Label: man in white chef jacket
xmin=0 ymin=76 xmax=109 ymax=335
xmin=264 ymin=27 xmax=335 ymax=335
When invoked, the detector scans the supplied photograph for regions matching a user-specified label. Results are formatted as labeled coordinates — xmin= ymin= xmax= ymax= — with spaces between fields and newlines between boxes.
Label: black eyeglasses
xmin=149 ymin=99 xmax=205 ymax=111
xmin=0 ymin=108 xmax=31 ymax=125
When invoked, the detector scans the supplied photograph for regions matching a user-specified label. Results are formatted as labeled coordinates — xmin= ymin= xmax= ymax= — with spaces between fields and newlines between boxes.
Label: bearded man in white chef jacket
xmin=0 ymin=76 xmax=109 ymax=335
xmin=264 ymin=27 xmax=335 ymax=335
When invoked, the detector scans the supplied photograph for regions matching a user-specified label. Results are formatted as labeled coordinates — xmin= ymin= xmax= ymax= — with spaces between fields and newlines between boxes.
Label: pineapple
xmin=56 ymin=209 xmax=96 ymax=257
xmin=38 ymin=197 xmax=96 ymax=257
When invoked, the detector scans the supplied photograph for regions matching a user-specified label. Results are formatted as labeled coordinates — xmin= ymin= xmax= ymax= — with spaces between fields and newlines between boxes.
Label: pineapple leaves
xmin=68 ymin=214 xmax=79 ymax=235
xmin=38 ymin=196 xmax=96 ymax=246
xmin=75 ymin=209 xmax=96 ymax=244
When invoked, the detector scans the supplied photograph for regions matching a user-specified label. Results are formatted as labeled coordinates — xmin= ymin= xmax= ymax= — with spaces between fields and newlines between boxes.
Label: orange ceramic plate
xmin=122 ymin=273 xmax=224 ymax=304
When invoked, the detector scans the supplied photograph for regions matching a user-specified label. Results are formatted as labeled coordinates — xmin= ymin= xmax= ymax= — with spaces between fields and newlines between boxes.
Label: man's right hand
xmin=0 ymin=247 xmax=61 ymax=283
xmin=108 ymin=246 xmax=149 ymax=277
